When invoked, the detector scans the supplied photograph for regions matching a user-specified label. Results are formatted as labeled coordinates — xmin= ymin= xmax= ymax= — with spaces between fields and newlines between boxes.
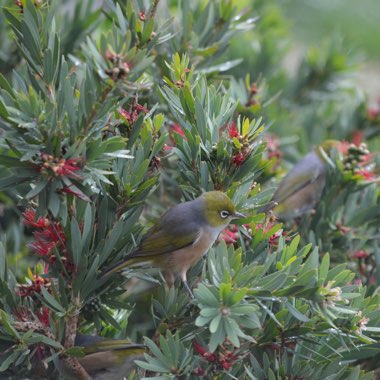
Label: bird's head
xmin=201 ymin=191 xmax=246 ymax=228
xmin=317 ymin=140 xmax=340 ymax=159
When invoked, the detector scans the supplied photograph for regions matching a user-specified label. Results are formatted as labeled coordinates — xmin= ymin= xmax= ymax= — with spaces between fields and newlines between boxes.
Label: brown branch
xmin=149 ymin=0 xmax=160 ymax=19
xmin=14 ymin=320 xmax=91 ymax=379
xmin=64 ymin=312 xmax=78 ymax=349
xmin=62 ymin=307 xmax=92 ymax=380
xmin=14 ymin=321 xmax=55 ymax=340
xmin=60 ymin=356 xmax=92 ymax=380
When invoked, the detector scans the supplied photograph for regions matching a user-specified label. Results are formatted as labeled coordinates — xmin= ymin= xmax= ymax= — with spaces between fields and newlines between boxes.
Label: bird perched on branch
xmin=56 ymin=334 xmax=146 ymax=380
xmin=101 ymin=191 xmax=245 ymax=297
xmin=261 ymin=140 xmax=339 ymax=220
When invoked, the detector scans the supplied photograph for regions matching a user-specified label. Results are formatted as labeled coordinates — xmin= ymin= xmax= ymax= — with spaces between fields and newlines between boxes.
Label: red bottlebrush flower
xmin=338 ymin=140 xmax=350 ymax=155
xmin=118 ymin=104 xmax=148 ymax=125
xmin=192 ymin=340 xmax=217 ymax=362
xmin=221 ymin=361 xmax=233 ymax=370
xmin=352 ymin=250 xmax=369 ymax=259
xmin=220 ymin=228 xmax=238 ymax=244
xmin=265 ymin=135 xmax=283 ymax=160
xmin=139 ymin=10 xmax=146 ymax=21
xmin=351 ymin=131 xmax=364 ymax=146
xmin=29 ymin=239 xmax=57 ymax=257
xmin=356 ymin=169 xmax=376 ymax=181
xmin=227 ymin=122 xmax=239 ymax=139
xmin=193 ymin=367 xmax=206 ymax=376
xmin=367 ymin=107 xmax=379 ymax=120
xmin=61 ymin=185 xmax=91 ymax=202
xmin=105 ymin=49 xmax=115 ymax=61
xmin=37 ymin=154 xmax=82 ymax=179
xmin=193 ymin=340 xmax=207 ymax=356
xmin=254 ymin=222 xmax=289 ymax=248
xmin=121 ymin=61 xmax=131 ymax=73
xmin=53 ymin=158 xmax=81 ymax=178
xmin=17 ymin=274 xmax=50 ymax=298
xmin=336 ymin=224 xmax=351 ymax=235
xmin=118 ymin=107 xmax=133 ymax=124
xmin=134 ymin=103 xmax=148 ymax=114
xmin=204 ymin=352 xmax=217 ymax=362
xmin=13 ymin=307 xmax=29 ymax=322
xmin=23 ymin=209 xmax=49 ymax=229
xmin=232 ymin=152 xmax=246 ymax=166
xmin=36 ymin=307 xmax=50 ymax=326
xmin=171 ymin=123 xmax=186 ymax=138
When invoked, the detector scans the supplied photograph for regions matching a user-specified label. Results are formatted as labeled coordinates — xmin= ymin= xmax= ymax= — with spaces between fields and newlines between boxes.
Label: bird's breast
xmin=167 ymin=226 xmax=221 ymax=273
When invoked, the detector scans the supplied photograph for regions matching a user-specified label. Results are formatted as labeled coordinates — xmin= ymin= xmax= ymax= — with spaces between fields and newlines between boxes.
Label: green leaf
xmin=25 ymin=177 xmax=49 ymax=199
xmin=70 ymin=218 xmax=82 ymax=266
xmin=319 ymin=252 xmax=330 ymax=281
xmin=40 ymin=287 xmax=65 ymax=313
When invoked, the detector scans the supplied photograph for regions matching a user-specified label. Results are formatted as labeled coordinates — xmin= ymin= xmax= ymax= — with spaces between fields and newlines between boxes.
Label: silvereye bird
xmin=101 ymin=191 xmax=245 ymax=297
xmin=262 ymin=140 xmax=339 ymax=220
xmin=56 ymin=334 xmax=146 ymax=380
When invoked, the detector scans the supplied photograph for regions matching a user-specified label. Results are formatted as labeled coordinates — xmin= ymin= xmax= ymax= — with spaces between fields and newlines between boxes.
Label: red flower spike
xmin=220 ymin=228 xmax=238 ymax=244
xmin=222 ymin=361 xmax=233 ymax=370
xmin=193 ymin=340 xmax=207 ymax=356
xmin=265 ymin=135 xmax=283 ymax=160
xmin=23 ymin=209 xmax=49 ymax=229
xmin=17 ymin=274 xmax=50 ymax=298
xmin=356 ymin=169 xmax=376 ymax=181
xmin=193 ymin=367 xmax=206 ymax=376
xmin=338 ymin=140 xmax=350 ymax=155
xmin=227 ymin=122 xmax=239 ymax=139
xmin=13 ymin=307 xmax=29 ymax=322
xmin=53 ymin=158 xmax=81 ymax=178
xmin=232 ymin=152 xmax=245 ymax=166
xmin=134 ymin=103 xmax=148 ymax=113
xmin=367 ymin=108 xmax=379 ymax=120
xmin=352 ymin=250 xmax=369 ymax=259
xmin=36 ymin=307 xmax=50 ymax=326
xmin=29 ymin=239 xmax=57 ymax=257
xmin=351 ymin=131 xmax=364 ymax=146
xmin=139 ymin=10 xmax=146 ymax=21
xmin=171 ymin=123 xmax=186 ymax=138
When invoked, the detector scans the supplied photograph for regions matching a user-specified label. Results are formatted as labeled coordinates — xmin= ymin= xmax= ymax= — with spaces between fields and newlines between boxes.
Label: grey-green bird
xmin=262 ymin=140 xmax=339 ymax=220
xmin=56 ymin=334 xmax=146 ymax=380
xmin=101 ymin=191 xmax=245 ymax=297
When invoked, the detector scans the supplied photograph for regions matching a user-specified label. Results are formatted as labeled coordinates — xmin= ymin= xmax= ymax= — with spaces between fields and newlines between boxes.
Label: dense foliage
xmin=0 ymin=0 xmax=379 ymax=379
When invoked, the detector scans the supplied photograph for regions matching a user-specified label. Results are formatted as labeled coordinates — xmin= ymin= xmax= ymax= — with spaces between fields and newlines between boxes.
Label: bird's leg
xmin=180 ymin=271 xmax=194 ymax=299
xmin=183 ymin=280 xmax=194 ymax=299
xmin=164 ymin=271 xmax=175 ymax=288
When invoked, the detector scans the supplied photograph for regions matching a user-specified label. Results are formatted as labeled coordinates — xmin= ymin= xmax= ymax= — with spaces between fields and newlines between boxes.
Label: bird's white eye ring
xmin=220 ymin=210 xmax=229 ymax=219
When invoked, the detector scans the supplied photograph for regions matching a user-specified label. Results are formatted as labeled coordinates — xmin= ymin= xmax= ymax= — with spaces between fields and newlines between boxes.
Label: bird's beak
xmin=231 ymin=211 xmax=246 ymax=219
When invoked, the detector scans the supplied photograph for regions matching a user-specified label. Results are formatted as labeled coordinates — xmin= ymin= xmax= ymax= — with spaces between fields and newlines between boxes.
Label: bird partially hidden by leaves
xmin=101 ymin=191 xmax=245 ymax=297
xmin=56 ymin=334 xmax=146 ymax=380
xmin=261 ymin=140 xmax=339 ymax=220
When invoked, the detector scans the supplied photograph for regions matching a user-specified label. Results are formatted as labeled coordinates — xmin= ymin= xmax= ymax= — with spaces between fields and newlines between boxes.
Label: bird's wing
xmin=75 ymin=335 xmax=146 ymax=354
xmin=129 ymin=221 xmax=200 ymax=258
xmin=100 ymin=201 xmax=201 ymax=277
xmin=273 ymin=151 xmax=324 ymax=205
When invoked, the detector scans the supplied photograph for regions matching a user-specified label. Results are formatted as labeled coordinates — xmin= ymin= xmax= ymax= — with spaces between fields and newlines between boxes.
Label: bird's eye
xmin=220 ymin=210 xmax=230 ymax=219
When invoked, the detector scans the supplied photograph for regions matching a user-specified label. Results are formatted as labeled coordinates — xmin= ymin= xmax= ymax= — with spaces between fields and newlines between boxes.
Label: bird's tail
xmin=100 ymin=256 xmax=153 ymax=280
xmin=256 ymin=201 xmax=277 ymax=215
xmin=84 ymin=340 xmax=147 ymax=354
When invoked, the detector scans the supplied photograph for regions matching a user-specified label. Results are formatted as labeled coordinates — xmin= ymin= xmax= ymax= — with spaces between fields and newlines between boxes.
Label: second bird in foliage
xmin=262 ymin=140 xmax=339 ymax=220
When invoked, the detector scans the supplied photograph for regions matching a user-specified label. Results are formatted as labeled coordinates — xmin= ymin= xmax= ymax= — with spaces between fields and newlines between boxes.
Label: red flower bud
xmin=232 ymin=152 xmax=245 ymax=166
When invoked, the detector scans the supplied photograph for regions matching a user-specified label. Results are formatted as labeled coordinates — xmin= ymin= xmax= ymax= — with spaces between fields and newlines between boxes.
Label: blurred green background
xmin=228 ymin=0 xmax=380 ymax=103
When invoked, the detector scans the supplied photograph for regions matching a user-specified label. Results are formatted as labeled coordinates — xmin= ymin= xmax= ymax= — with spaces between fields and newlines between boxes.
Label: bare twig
xmin=149 ymin=0 xmax=160 ymax=19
